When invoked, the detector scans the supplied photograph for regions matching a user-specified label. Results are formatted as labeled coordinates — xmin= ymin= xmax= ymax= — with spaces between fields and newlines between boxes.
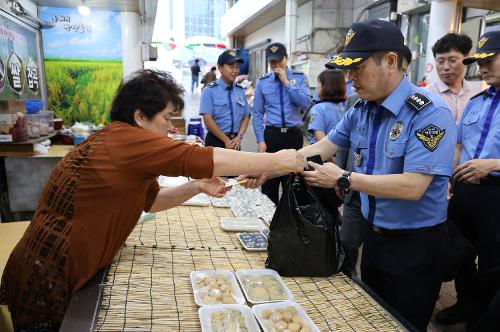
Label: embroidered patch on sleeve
xmin=415 ymin=124 xmax=445 ymax=151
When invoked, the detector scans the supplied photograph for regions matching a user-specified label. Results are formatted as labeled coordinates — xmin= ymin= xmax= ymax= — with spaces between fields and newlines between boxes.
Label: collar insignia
xmin=390 ymin=121 xmax=404 ymax=140
xmin=478 ymin=37 xmax=488 ymax=48
xmin=345 ymin=29 xmax=356 ymax=46
xmin=415 ymin=124 xmax=445 ymax=152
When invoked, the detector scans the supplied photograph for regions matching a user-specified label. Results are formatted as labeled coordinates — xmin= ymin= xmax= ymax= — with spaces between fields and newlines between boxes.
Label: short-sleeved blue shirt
xmin=458 ymin=86 xmax=500 ymax=177
xmin=199 ymin=78 xmax=250 ymax=134
xmin=308 ymin=100 xmax=345 ymax=144
xmin=252 ymin=69 xmax=311 ymax=142
xmin=328 ymin=77 xmax=457 ymax=229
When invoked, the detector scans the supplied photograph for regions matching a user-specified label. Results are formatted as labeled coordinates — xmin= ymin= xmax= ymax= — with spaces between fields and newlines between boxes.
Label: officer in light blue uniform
xmin=308 ymin=101 xmax=344 ymax=144
xmin=307 ymin=69 xmax=347 ymax=144
xmin=200 ymin=50 xmax=250 ymax=149
xmin=442 ymin=31 xmax=500 ymax=331
xmin=299 ymin=20 xmax=456 ymax=331
xmin=252 ymin=42 xmax=311 ymax=204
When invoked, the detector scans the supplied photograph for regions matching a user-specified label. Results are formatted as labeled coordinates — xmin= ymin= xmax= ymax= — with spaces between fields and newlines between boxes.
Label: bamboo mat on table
xmin=95 ymin=205 xmax=406 ymax=332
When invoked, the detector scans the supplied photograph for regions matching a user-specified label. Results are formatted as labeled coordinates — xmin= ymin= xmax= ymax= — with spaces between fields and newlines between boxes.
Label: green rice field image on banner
xmin=41 ymin=7 xmax=123 ymax=125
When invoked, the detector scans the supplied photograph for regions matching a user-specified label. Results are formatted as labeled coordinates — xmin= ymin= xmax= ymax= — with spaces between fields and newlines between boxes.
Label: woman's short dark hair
xmin=318 ymin=69 xmax=346 ymax=100
xmin=110 ymin=69 xmax=185 ymax=125
xmin=432 ymin=33 xmax=473 ymax=57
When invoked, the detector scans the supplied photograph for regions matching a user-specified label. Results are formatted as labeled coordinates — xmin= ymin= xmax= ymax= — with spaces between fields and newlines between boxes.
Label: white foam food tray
xmin=220 ymin=217 xmax=264 ymax=232
xmin=190 ymin=270 xmax=245 ymax=306
xmin=236 ymin=232 xmax=268 ymax=251
xmin=252 ymin=300 xmax=320 ymax=332
xmin=199 ymin=304 xmax=260 ymax=332
xmin=235 ymin=269 xmax=294 ymax=304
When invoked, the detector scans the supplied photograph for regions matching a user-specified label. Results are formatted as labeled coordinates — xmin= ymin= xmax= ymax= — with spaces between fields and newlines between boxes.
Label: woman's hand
xmin=237 ymin=173 xmax=269 ymax=189
xmin=196 ymin=177 xmax=227 ymax=198
xmin=275 ymin=149 xmax=305 ymax=173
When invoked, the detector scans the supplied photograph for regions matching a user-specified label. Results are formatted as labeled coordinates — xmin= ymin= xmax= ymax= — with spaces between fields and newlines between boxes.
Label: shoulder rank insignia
xmin=234 ymin=82 xmax=243 ymax=88
xmin=258 ymin=73 xmax=271 ymax=80
xmin=353 ymin=98 xmax=365 ymax=108
xmin=415 ymin=124 xmax=445 ymax=152
xmin=207 ymin=81 xmax=218 ymax=88
xmin=405 ymin=92 xmax=432 ymax=111
xmin=292 ymin=71 xmax=304 ymax=75
xmin=470 ymin=89 xmax=487 ymax=101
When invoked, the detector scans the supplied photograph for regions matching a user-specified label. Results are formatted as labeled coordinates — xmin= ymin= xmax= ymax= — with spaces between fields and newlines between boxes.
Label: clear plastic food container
xmin=27 ymin=113 xmax=40 ymax=138
xmin=252 ymin=300 xmax=320 ymax=332
xmin=236 ymin=269 xmax=293 ymax=304
xmin=198 ymin=304 xmax=260 ymax=332
xmin=190 ymin=270 xmax=246 ymax=306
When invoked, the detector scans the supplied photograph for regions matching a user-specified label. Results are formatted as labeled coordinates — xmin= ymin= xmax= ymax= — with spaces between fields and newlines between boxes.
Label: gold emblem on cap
xmin=345 ymin=29 xmax=356 ymax=46
xmin=470 ymin=52 xmax=495 ymax=59
xmin=330 ymin=55 xmax=363 ymax=67
xmin=270 ymin=46 xmax=279 ymax=53
xmin=478 ymin=37 xmax=488 ymax=48
xmin=229 ymin=50 xmax=236 ymax=56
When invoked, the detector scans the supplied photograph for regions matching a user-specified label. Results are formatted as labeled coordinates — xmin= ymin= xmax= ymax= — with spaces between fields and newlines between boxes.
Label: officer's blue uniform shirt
xmin=327 ymin=77 xmax=457 ymax=229
xmin=252 ymin=68 xmax=311 ymax=142
xmin=458 ymin=86 xmax=500 ymax=177
xmin=199 ymin=78 xmax=250 ymax=134
xmin=308 ymin=101 xmax=344 ymax=144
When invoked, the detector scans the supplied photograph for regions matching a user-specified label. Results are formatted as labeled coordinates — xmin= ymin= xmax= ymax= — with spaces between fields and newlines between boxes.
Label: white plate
xmin=235 ymin=269 xmax=294 ymax=304
xmin=190 ymin=270 xmax=245 ymax=306
xmin=236 ymin=232 xmax=268 ymax=251
xmin=199 ymin=304 xmax=260 ymax=332
xmin=252 ymin=300 xmax=320 ymax=332
xmin=183 ymin=193 xmax=211 ymax=206
xmin=210 ymin=196 xmax=232 ymax=208
xmin=158 ymin=176 xmax=189 ymax=188
xmin=220 ymin=217 xmax=264 ymax=232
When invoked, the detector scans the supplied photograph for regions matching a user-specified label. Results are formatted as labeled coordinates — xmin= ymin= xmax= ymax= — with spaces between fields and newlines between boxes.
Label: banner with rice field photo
xmin=40 ymin=7 xmax=122 ymax=124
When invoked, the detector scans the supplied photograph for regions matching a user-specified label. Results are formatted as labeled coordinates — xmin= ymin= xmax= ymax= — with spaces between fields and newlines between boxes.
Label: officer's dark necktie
xmin=276 ymin=73 xmax=286 ymax=130
xmin=227 ymin=85 xmax=234 ymax=134
xmin=473 ymin=90 xmax=500 ymax=159
xmin=366 ymin=104 xmax=384 ymax=224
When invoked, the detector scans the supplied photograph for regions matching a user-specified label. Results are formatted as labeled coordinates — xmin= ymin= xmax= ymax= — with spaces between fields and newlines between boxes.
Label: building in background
xmin=222 ymin=0 xmax=499 ymax=87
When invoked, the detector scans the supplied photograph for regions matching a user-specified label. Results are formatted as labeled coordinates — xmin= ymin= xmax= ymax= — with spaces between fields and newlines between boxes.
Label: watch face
xmin=337 ymin=176 xmax=350 ymax=191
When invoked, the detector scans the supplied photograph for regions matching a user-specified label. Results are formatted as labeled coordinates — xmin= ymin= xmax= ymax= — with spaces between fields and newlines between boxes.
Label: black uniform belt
xmin=370 ymin=222 xmax=444 ymax=237
xmin=266 ymin=126 xmax=301 ymax=133
xmin=207 ymin=132 xmax=238 ymax=138
xmin=480 ymin=175 xmax=500 ymax=185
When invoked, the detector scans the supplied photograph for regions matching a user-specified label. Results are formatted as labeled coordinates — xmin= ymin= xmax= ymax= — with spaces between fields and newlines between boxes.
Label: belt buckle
xmin=280 ymin=127 xmax=287 ymax=133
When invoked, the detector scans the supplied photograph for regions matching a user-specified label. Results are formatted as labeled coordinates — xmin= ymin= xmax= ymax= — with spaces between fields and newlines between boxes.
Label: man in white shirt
xmin=426 ymin=33 xmax=483 ymax=123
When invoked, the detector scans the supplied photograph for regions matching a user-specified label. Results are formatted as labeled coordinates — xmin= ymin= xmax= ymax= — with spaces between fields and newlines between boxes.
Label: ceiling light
xmin=78 ymin=1 xmax=90 ymax=16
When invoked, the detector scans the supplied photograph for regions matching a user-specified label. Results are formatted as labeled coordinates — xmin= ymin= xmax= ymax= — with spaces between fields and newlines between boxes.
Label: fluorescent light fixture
xmin=78 ymin=1 xmax=90 ymax=16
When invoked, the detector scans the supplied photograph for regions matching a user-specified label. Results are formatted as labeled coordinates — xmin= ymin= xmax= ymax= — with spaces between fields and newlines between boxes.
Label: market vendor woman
xmin=0 ymin=69 xmax=304 ymax=331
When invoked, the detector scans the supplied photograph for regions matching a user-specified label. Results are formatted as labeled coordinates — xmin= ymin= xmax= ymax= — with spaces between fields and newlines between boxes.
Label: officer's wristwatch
xmin=337 ymin=171 xmax=352 ymax=193
xmin=238 ymin=134 xmax=244 ymax=139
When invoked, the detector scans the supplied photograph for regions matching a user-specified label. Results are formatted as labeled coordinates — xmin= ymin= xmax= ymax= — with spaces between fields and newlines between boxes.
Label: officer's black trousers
xmin=451 ymin=182 xmax=500 ymax=330
xmin=261 ymin=127 xmax=303 ymax=204
xmin=361 ymin=222 xmax=448 ymax=331
xmin=205 ymin=132 xmax=238 ymax=148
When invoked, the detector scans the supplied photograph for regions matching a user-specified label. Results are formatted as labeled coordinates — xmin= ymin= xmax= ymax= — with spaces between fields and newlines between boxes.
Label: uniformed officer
xmin=252 ymin=42 xmax=311 ymax=203
xmin=437 ymin=31 xmax=500 ymax=331
xmin=308 ymin=69 xmax=346 ymax=144
xmin=200 ymin=50 xmax=250 ymax=149
xmin=245 ymin=20 xmax=457 ymax=331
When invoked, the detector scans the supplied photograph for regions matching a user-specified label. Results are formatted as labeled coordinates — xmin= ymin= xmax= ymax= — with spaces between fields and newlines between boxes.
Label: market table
xmin=67 ymin=204 xmax=413 ymax=332
xmin=0 ymin=221 xmax=30 ymax=332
